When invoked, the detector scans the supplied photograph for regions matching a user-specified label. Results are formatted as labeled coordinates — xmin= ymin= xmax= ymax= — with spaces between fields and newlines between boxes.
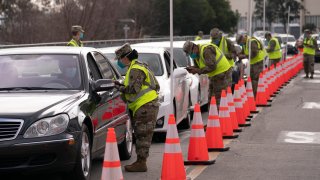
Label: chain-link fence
xmin=0 ymin=35 xmax=211 ymax=49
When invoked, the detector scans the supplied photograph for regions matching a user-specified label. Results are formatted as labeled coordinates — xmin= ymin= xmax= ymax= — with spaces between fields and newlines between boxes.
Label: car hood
xmin=0 ymin=91 xmax=85 ymax=118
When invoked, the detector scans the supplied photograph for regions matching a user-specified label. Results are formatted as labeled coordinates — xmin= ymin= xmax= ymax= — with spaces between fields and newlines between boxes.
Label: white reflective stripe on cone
xmin=209 ymin=104 xmax=218 ymax=116
xmin=104 ymin=142 xmax=120 ymax=162
xmin=167 ymin=125 xmax=179 ymax=139
xmin=165 ymin=143 xmax=182 ymax=153
xmin=101 ymin=168 xmax=123 ymax=180
xmin=219 ymin=110 xmax=230 ymax=118
xmin=193 ymin=112 xmax=204 ymax=125
xmin=207 ymin=119 xmax=220 ymax=127
xmin=191 ymin=128 xmax=205 ymax=137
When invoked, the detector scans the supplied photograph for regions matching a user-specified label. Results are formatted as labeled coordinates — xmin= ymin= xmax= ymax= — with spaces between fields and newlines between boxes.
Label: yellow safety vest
xmin=67 ymin=39 xmax=83 ymax=47
xmin=194 ymin=44 xmax=231 ymax=77
xmin=244 ymin=37 xmax=266 ymax=65
xmin=268 ymin=37 xmax=282 ymax=60
xmin=217 ymin=36 xmax=234 ymax=66
xmin=124 ymin=60 xmax=158 ymax=116
xmin=195 ymin=36 xmax=202 ymax=41
xmin=303 ymin=38 xmax=315 ymax=55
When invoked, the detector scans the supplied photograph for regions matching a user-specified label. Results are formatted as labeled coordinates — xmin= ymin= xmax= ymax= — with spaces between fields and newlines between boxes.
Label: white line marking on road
xmin=277 ymin=131 xmax=320 ymax=144
xmin=302 ymin=79 xmax=320 ymax=83
xmin=302 ymin=102 xmax=320 ymax=109
xmin=314 ymin=70 xmax=320 ymax=74
xmin=300 ymin=74 xmax=320 ymax=78
xmin=187 ymin=165 xmax=207 ymax=180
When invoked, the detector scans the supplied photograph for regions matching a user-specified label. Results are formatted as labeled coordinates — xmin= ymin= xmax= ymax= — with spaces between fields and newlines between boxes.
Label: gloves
xmin=186 ymin=67 xmax=200 ymax=74
xmin=113 ymin=80 xmax=124 ymax=89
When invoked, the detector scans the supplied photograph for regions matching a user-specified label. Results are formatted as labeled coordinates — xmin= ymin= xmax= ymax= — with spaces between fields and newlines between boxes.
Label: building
xmin=228 ymin=0 xmax=320 ymax=36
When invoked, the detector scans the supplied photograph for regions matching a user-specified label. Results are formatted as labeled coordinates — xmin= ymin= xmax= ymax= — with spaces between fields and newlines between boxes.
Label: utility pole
xmin=169 ymin=0 xmax=174 ymax=101
xmin=263 ymin=0 xmax=266 ymax=32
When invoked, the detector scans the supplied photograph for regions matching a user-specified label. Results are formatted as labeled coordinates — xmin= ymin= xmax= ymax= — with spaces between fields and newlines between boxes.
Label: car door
xmin=92 ymin=52 xmax=128 ymax=149
xmin=164 ymin=51 xmax=189 ymax=123
xmin=86 ymin=52 xmax=115 ymax=153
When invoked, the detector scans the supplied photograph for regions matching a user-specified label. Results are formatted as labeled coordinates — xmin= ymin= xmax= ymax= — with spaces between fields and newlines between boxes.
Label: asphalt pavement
xmin=4 ymin=63 xmax=320 ymax=180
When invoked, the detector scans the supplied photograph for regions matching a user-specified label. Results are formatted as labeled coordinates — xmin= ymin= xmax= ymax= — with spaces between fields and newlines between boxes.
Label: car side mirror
xmin=93 ymin=79 xmax=115 ymax=92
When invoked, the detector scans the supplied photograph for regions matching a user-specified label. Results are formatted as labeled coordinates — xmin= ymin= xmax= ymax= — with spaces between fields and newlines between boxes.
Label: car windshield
xmin=166 ymin=48 xmax=189 ymax=67
xmin=0 ymin=54 xmax=82 ymax=90
xmin=105 ymin=53 xmax=163 ymax=76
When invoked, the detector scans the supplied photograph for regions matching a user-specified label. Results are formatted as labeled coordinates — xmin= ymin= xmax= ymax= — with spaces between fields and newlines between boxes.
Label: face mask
xmin=213 ymin=39 xmax=220 ymax=45
xmin=79 ymin=33 xmax=84 ymax=40
xmin=239 ymin=42 xmax=244 ymax=46
xmin=190 ymin=53 xmax=198 ymax=59
xmin=117 ymin=60 xmax=126 ymax=69
xmin=65 ymin=68 xmax=77 ymax=78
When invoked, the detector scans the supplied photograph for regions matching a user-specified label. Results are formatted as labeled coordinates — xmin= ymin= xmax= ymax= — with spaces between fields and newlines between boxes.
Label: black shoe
xmin=304 ymin=75 xmax=309 ymax=78
xmin=310 ymin=76 xmax=314 ymax=79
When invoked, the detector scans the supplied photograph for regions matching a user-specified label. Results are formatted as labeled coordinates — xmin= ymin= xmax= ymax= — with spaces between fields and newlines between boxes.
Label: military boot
xmin=124 ymin=158 xmax=147 ymax=172
xmin=310 ymin=74 xmax=314 ymax=79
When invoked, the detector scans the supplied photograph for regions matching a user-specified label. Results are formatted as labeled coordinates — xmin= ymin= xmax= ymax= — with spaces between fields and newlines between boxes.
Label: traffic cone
xmin=240 ymin=80 xmax=251 ymax=120
xmin=161 ymin=114 xmax=186 ymax=180
xmin=219 ymin=90 xmax=238 ymax=139
xmin=101 ymin=128 xmax=123 ymax=180
xmin=246 ymin=77 xmax=259 ymax=113
xmin=256 ymin=72 xmax=271 ymax=107
xmin=185 ymin=104 xmax=215 ymax=165
xmin=227 ymin=87 xmax=241 ymax=132
xmin=234 ymin=84 xmax=250 ymax=127
xmin=206 ymin=97 xmax=230 ymax=152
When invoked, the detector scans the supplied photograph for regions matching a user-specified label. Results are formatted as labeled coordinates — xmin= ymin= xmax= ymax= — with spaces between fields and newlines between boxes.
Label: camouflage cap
xmin=198 ymin=31 xmax=203 ymax=35
xmin=210 ymin=28 xmax=220 ymax=38
xmin=304 ymin=29 xmax=311 ymax=33
xmin=71 ymin=25 xmax=84 ymax=33
xmin=115 ymin=43 xmax=132 ymax=60
xmin=183 ymin=41 xmax=196 ymax=54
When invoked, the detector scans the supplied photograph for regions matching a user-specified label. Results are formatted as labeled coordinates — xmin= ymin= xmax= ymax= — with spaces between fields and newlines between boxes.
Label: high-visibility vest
xmin=303 ymin=38 xmax=315 ymax=55
xmin=194 ymin=44 xmax=231 ymax=77
xmin=195 ymin=36 xmax=202 ymax=41
xmin=217 ymin=36 xmax=234 ymax=66
xmin=267 ymin=37 xmax=282 ymax=60
xmin=244 ymin=37 xmax=266 ymax=65
xmin=67 ymin=39 xmax=83 ymax=47
xmin=124 ymin=59 xmax=158 ymax=116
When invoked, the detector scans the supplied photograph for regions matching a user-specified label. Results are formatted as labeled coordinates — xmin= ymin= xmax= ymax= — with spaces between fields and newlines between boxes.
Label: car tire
xmin=64 ymin=124 xmax=91 ymax=180
xmin=153 ymin=132 xmax=167 ymax=142
xmin=118 ymin=119 xmax=133 ymax=160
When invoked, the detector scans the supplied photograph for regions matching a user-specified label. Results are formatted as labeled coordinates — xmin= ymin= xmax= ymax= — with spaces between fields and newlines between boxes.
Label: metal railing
xmin=0 ymin=35 xmax=211 ymax=49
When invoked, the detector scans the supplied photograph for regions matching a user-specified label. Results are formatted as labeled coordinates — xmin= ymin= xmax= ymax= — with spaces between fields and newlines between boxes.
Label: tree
xmin=254 ymin=0 xmax=303 ymax=33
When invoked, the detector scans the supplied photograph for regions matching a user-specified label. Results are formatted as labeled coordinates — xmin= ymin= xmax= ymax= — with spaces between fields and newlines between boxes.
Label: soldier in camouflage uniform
xmin=303 ymin=29 xmax=318 ymax=79
xmin=265 ymin=32 xmax=282 ymax=67
xmin=67 ymin=25 xmax=84 ymax=47
xmin=114 ymin=43 xmax=160 ymax=172
xmin=183 ymin=41 xmax=232 ymax=107
xmin=237 ymin=34 xmax=265 ymax=96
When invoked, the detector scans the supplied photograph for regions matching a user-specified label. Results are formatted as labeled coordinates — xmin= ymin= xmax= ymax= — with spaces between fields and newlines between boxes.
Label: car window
xmin=93 ymin=52 xmax=116 ymax=80
xmin=87 ymin=53 xmax=102 ymax=81
xmin=104 ymin=52 xmax=163 ymax=76
xmin=166 ymin=48 xmax=189 ymax=67
xmin=0 ymin=54 xmax=82 ymax=89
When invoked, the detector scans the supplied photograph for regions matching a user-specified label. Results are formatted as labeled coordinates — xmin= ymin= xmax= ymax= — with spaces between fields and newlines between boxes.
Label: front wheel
xmin=64 ymin=124 xmax=91 ymax=180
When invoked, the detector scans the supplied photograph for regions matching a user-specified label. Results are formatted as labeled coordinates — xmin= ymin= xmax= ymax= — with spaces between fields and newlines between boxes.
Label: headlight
xmin=158 ymin=93 xmax=165 ymax=103
xmin=24 ymin=114 xmax=69 ymax=138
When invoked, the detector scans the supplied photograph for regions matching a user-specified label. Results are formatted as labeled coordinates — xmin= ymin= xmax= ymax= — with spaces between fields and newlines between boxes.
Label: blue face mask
xmin=213 ymin=39 xmax=220 ymax=45
xmin=190 ymin=53 xmax=199 ymax=59
xmin=117 ymin=60 xmax=126 ymax=69
xmin=79 ymin=33 xmax=84 ymax=40
xmin=65 ymin=68 xmax=77 ymax=78
xmin=239 ymin=42 xmax=244 ymax=46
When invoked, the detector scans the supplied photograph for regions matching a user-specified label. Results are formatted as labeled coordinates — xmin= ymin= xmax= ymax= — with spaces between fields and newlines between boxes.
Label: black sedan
xmin=0 ymin=47 xmax=133 ymax=179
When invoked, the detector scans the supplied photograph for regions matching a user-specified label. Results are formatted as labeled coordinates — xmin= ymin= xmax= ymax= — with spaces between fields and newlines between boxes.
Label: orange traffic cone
xmin=234 ymin=84 xmax=251 ymax=127
xmin=206 ymin=97 xmax=230 ymax=152
xmin=227 ymin=87 xmax=241 ymax=132
xmin=101 ymin=128 xmax=123 ymax=180
xmin=240 ymin=80 xmax=251 ymax=120
xmin=219 ymin=90 xmax=239 ymax=139
xmin=161 ymin=114 xmax=186 ymax=180
xmin=185 ymin=104 xmax=215 ymax=165
xmin=256 ymin=72 xmax=271 ymax=107
xmin=246 ymin=77 xmax=259 ymax=113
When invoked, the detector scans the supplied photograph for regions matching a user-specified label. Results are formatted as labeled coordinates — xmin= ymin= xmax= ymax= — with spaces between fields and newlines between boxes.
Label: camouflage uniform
xmin=189 ymin=44 xmax=232 ymax=107
xmin=115 ymin=43 xmax=160 ymax=172
xmin=118 ymin=68 xmax=160 ymax=160
xmin=266 ymin=39 xmax=281 ymax=67
xmin=249 ymin=40 xmax=263 ymax=96
xmin=303 ymin=37 xmax=317 ymax=78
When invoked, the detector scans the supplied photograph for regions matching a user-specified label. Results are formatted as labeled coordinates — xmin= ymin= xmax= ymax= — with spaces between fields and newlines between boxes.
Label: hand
xmin=113 ymin=80 xmax=124 ymax=89
xmin=186 ymin=67 xmax=199 ymax=74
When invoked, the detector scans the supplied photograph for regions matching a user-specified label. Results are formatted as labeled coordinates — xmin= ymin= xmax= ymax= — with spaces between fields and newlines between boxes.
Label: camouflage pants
xmin=209 ymin=68 xmax=232 ymax=108
xmin=269 ymin=58 xmax=281 ymax=67
xmin=131 ymin=99 xmax=159 ymax=160
xmin=250 ymin=61 xmax=264 ymax=97
xmin=303 ymin=54 xmax=314 ymax=76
